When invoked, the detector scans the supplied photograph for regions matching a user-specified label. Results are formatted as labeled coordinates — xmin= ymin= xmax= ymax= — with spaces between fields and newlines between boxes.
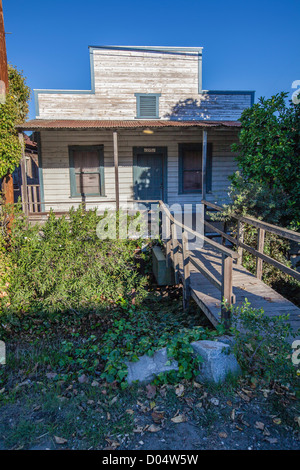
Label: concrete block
xmin=126 ymin=347 xmax=178 ymax=384
xmin=191 ymin=340 xmax=241 ymax=383
xmin=152 ymin=246 xmax=175 ymax=285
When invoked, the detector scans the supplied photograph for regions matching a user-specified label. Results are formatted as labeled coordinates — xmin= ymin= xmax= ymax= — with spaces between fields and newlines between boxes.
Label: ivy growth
xmin=0 ymin=65 xmax=30 ymax=177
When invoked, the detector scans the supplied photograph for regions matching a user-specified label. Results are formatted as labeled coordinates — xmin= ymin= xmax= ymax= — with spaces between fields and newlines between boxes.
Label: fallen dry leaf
xmin=78 ymin=374 xmax=88 ymax=384
xmin=175 ymin=384 xmax=185 ymax=397
xmin=184 ymin=397 xmax=194 ymax=408
xmin=125 ymin=409 xmax=134 ymax=415
xmin=105 ymin=438 xmax=120 ymax=449
xmin=237 ymin=391 xmax=250 ymax=403
xmin=54 ymin=436 xmax=68 ymax=445
xmin=151 ymin=411 xmax=165 ymax=424
xmin=146 ymin=384 xmax=157 ymax=399
xmin=46 ymin=372 xmax=57 ymax=380
xmin=133 ymin=426 xmax=144 ymax=433
xmin=219 ymin=432 xmax=227 ymax=439
xmin=171 ymin=414 xmax=187 ymax=424
xmin=210 ymin=398 xmax=219 ymax=406
xmin=147 ymin=424 xmax=161 ymax=433
xmin=110 ymin=396 xmax=118 ymax=406
xmin=255 ymin=421 xmax=265 ymax=430
xmin=193 ymin=381 xmax=202 ymax=389
xmin=273 ymin=418 xmax=281 ymax=425
xmin=264 ymin=437 xmax=278 ymax=444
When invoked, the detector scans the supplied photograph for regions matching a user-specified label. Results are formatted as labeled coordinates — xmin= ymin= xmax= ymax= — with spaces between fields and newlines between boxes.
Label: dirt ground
xmin=0 ymin=376 xmax=299 ymax=450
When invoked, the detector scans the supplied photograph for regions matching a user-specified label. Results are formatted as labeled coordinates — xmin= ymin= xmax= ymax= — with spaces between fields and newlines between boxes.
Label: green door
xmin=133 ymin=147 xmax=167 ymax=202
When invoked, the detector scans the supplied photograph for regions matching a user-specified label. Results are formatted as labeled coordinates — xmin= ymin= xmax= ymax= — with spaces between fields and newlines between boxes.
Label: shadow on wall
xmin=164 ymin=95 xmax=211 ymax=121
xmin=164 ymin=93 xmax=243 ymax=121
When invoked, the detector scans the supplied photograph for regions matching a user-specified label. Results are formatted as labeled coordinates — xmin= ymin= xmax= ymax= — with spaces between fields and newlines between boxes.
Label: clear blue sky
xmin=3 ymin=0 xmax=300 ymax=119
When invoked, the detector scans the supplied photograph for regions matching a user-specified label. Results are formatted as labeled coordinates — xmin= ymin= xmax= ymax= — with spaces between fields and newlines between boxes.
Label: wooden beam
xmin=19 ymin=133 xmax=28 ymax=216
xmin=236 ymin=219 xmax=244 ymax=265
xmin=202 ymin=130 xmax=207 ymax=200
xmin=256 ymin=228 xmax=265 ymax=280
xmin=171 ymin=222 xmax=180 ymax=284
xmin=160 ymin=200 xmax=239 ymax=259
xmin=0 ymin=0 xmax=8 ymax=91
xmin=165 ymin=218 xmax=172 ymax=267
xmin=202 ymin=199 xmax=300 ymax=243
xmin=239 ymin=239 xmax=300 ymax=281
xmin=0 ymin=1 xmax=13 ymax=213
xmin=182 ymin=231 xmax=191 ymax=310
xmin=113 ymin=131 xmax=119 ymax=212
xmin=189 ymin=254 xmax=222 ymax=291
xmin=221 ymin=254 xmax=233 ymax=329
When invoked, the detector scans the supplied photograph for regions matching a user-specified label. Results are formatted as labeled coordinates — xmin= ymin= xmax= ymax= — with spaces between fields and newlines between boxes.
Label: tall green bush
xmin=0 ymin=65 xmax=30 ymax=177
xmin=231 ymin=92 xmax=300 ymax=230
xmin=1 ymin=207 xmax=148 ymax=315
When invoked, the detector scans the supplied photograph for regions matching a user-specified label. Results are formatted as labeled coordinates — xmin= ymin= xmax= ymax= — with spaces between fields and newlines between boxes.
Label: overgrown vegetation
xmin=0 ymin=205 xmax=298 ymax=449
xmin=230 ymin=92 xmax=300 ymax=230
xmin=0 ymin=65 xmax=30 ymax=178
xmin=210 ymin=92 xmax=300 ymax=305
xmin=230 ymin=300 xmax=299 ymax=386
xmin=0 ymin=206 xmax=149 ymax=317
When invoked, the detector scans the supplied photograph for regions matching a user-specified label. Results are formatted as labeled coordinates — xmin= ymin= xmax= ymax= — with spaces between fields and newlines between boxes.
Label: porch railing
xmin=202 ymin=199 xmax=300 ymax=283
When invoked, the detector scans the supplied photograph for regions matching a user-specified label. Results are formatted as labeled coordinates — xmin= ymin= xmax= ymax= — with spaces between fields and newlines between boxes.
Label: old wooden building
xmin=18 ymin=46 xmax=254 ymax=214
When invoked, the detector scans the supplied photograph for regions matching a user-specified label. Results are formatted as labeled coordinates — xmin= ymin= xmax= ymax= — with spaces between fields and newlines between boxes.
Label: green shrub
xmin=230 ymin=300 xmax=299 ymax=385
xmin=1 ymin=206 xmax=148 ymax=316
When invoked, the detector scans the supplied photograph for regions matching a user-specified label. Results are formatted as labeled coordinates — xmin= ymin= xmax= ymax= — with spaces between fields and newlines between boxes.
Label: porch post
xmin=202 ymin=129 xmax=207 ymax=200
xmin=19 ymin=132 xmax=29 ymax=216
xmin=113 ymin=130 xmax=120 ymax=212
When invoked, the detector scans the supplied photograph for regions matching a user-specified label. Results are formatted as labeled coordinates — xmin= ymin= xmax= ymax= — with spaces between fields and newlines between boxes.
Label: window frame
xmin=135 ymin=93 xmax=161 ymax=119
xmin=178 ymin=143 xmax=213 ymax=195
xmin=69 ymin=145 xmax=105 ymax=198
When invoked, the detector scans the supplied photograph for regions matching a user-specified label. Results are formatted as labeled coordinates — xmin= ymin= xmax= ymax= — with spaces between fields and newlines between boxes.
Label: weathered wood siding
xmin=40 ymin=128 xmax=239 ymax=212
xmin=36 ymin=47 xmax=253 ymax=121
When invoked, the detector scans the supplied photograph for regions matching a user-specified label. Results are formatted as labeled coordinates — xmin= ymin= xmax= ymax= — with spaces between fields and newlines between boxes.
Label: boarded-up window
xmin=135 ymin=93 xmax=160 ymax=118
xmin=69 ymin=145 xmax=104 ymax=197
xmin=179 ymin=143 xmax=212 ymax=194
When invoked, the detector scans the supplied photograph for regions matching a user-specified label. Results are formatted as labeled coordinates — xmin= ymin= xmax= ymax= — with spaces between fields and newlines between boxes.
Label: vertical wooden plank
xmin=256 ymin=228 xmax=265 ymax=280
xmin=19 ymin=133 xmax=29 ymax=217
xmin=236 ymin=219 xmax=244 ymax=265
xmin=171 ymin=222 xmax=179 ymax=284
xmin=222 ymin=221 xmax=227 ymax=246
xmin=113 ymin=131 xmax=119 ymax=212
xmin=202 ymin=130 xmax=207 ymax=200
xmin=165 ymin=217 xmax=172 ymax=267
xmin=33 ymin=185 xmax=38 ymax=213
xmin=28 ymin=186 xmax=33 ymax=213
xmin=221 ymin=254 xmax=233 ymax=329
xmin=182 ymin=231 xmax=191 ymax=310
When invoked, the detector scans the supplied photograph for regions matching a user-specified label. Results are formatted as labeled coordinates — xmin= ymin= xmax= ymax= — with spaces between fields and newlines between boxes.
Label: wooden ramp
xmin=159 ymin=200 xmax=300 ymax=339
xmin=186 ymin=246 xmax=300 ymax=335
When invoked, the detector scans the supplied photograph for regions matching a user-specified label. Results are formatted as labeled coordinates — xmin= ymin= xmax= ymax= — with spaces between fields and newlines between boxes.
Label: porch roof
xmin=17 ymin=119 xmax=241 ymax=131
